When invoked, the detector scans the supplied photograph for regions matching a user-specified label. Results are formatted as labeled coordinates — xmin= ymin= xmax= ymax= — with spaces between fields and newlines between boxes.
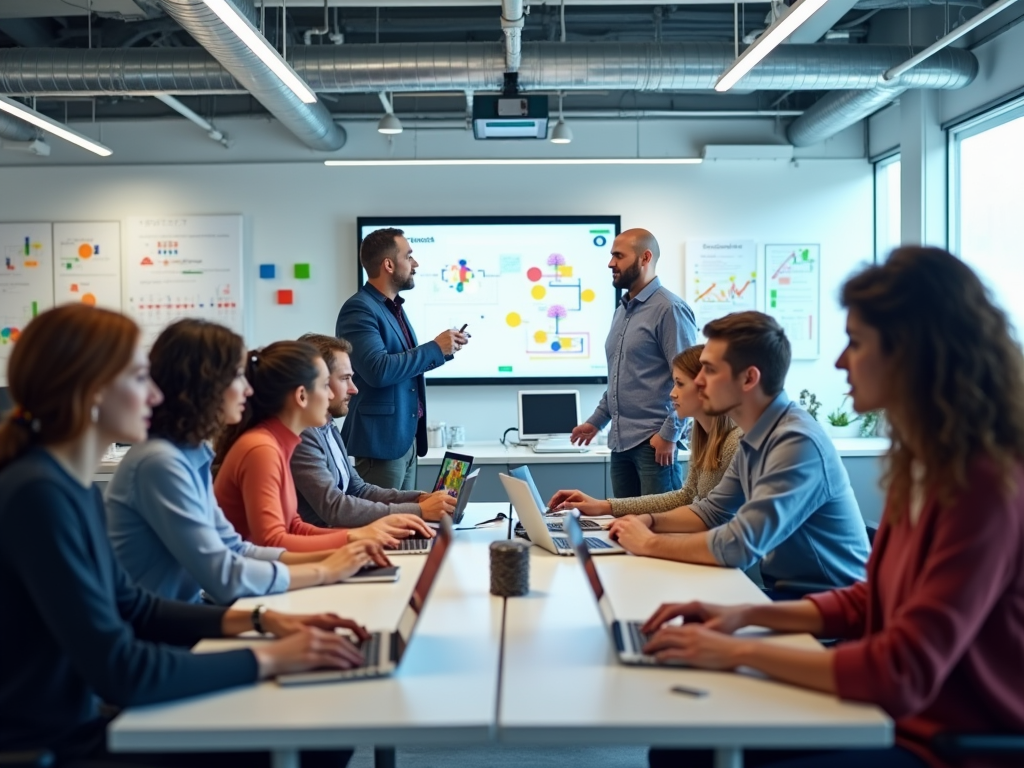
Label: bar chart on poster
xmin=124 ymin=215 xmax=243 ymax=349
xmin=53 ymin=222 xmax=122 ymax=311
xmin=0 ymin=223 xmax=54 ymax=387
xmin=765 ymin=244 xmax=820 ymax=360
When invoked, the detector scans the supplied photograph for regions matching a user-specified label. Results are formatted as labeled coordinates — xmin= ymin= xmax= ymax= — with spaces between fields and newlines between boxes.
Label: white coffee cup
xmin=448 ymin=425 xmax=466 ymax=447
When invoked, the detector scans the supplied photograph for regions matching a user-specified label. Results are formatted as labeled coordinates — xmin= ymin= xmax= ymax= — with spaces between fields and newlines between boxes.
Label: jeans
xmin=610 ymin=440 xmax=683 ymax=498
xmin=354 ymin=440 xmax=418 ymax=491
xmin=649 ymin=746 xmax=927 ymax=768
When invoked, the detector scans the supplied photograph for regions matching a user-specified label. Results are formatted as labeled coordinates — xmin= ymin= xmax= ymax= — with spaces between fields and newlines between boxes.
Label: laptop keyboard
xmin=390 ymin=538 xmax=431 ymax=552
xmin=356 ymin=631 xmax=384 ymax=669
xmin=626 ymin=621 xmax=652 ymax=653
xmin=552 ymin=536 xmax=613 ymax=551
xmin=515 ymin=519 xmax=599 ymax=536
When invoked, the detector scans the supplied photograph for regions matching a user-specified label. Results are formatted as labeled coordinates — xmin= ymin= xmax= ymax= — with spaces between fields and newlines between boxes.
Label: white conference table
xmin=109 ymin=504 xmax=511 ymax=768
xmin=499 ymin=536 xmax=892 ymax=768
xmin=110 ymin=501 xmax=892 ymax=768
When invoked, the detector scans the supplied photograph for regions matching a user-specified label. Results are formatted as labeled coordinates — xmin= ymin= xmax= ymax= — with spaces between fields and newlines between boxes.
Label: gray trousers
xmin=353 ymin=440 xmax=418 ymax=491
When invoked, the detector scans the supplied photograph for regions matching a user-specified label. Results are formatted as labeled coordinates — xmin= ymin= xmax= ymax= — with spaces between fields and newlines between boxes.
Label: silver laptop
xmin=508 ymin=465 xmax=600 ymax=533
xmin=278 ymin=515 xmax=454 ymax=685
xmin=386 ymin=469 xmax=478 ymax=554
xmin=565 ymin=513 xmax=685 ymax=667
xmin=499 ymin=473 xmax=624 ymax=556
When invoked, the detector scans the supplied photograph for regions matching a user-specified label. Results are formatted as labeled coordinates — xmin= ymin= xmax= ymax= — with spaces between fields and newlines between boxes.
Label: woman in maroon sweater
xmin=642 ymin=246 xmax=1024 ymax=768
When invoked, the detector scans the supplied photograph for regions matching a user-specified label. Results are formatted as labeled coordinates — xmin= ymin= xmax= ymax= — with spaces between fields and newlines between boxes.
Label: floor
xmin=348 ymin=745 xmax=649 ymax=768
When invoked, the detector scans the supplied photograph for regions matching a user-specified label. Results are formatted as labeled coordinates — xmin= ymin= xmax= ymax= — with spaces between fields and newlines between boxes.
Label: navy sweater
xmin=0 ymin=449 xmax=258 ymax=753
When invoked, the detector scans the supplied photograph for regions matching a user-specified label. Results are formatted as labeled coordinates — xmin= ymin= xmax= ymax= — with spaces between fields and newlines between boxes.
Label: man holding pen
xmin=336 ymin=228 xmax=469 ymax=490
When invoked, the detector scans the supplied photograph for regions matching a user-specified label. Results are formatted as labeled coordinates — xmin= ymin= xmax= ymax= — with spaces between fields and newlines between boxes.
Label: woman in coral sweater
xmin=215 ymin=340 xmax=426 ymax=552
xmin=641 ymin=247 xmax=1024 ymax=768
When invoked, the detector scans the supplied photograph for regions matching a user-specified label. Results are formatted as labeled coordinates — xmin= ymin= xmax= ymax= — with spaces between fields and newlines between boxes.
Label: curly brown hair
xmin=148 ymin=319 xmax=246 ymax=446
xmin=841 ymin=246 xmax=1024 ymax=518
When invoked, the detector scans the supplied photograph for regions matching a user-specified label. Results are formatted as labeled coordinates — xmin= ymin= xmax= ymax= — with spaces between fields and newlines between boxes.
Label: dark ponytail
xmin=213 ymin=340 xmax=320 ymax=468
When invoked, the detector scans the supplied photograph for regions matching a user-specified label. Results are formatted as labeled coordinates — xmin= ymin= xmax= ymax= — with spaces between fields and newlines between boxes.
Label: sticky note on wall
xmin=276 ymin=289 xmax=293 ymax=305
xmin=259 ymin=264 xmax=276 ymax=279
xmin=294 ymin=263 xmax=311 ymax=279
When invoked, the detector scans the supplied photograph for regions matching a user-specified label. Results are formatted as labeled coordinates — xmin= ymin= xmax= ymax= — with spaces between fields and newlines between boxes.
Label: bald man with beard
xmin=568 ymin=228 xmax=697 ymax=497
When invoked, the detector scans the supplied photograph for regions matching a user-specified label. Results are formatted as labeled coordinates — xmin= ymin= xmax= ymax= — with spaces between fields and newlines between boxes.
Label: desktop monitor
xmin=518 ymin=390 xmax=580 ymax=441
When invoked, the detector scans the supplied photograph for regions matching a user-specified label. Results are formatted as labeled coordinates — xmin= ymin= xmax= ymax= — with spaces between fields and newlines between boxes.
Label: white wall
xmin=0 ymin=121 xmax=871 ymax=440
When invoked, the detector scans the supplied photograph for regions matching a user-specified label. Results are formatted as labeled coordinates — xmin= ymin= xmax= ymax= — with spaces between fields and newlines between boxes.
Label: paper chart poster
xmin=53 ymin=221 xmax=122 ymax=311
xmin=124 ymin=215 xmax=243 ymax=349
xmin=765 ymin=244 xmax=820 ymax=360
xmin=0 ymin=223 xmax=54 ymax=387
xmin=685 ymin=239 xmax=758 ymax=334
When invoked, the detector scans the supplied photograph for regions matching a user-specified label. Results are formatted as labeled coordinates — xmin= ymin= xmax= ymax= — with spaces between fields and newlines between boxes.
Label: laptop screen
xmin=565 ymin=513 xmax=616 ymax=629
xmin=395 ymin=514 xmax=453 ymax=649
xmin=509 ymin=465 xmax=546 ymax=511
xmin=433 ymin=451 xmax=474 ymax=497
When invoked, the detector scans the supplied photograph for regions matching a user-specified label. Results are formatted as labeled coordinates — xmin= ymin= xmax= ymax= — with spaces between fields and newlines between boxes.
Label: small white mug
xmin=448 ymin=425 xmax=466 ymax=447
xmin=427 ymin=421 xmax=447 ymax=449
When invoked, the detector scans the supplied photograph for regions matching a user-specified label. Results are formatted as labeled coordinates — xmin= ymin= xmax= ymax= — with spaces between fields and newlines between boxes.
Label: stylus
xmin=459 ymin=324 xmax=469 ymax=332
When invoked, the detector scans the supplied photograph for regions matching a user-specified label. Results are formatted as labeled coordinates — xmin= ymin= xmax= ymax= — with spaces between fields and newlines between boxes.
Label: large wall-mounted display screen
xmin=356 ymin=216 xmax=621 ymax=385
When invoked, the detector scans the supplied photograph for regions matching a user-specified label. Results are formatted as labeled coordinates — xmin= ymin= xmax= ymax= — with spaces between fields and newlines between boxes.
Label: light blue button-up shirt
xmin=105 ymin=439 xmax=290 ymax=604
xmin=690 ymin=391 xmax=870 ymax=587
xmin=586 ymin=277 xmax=697 ymax=451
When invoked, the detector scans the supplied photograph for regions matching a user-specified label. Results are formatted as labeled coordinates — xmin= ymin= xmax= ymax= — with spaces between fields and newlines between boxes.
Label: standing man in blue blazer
xmin=336 ymin=228 xmax=470 ymax=490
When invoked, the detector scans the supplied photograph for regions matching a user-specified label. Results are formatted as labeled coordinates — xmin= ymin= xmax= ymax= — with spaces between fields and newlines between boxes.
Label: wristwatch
xmin=251 ymin=604 xmax=269 ymax=635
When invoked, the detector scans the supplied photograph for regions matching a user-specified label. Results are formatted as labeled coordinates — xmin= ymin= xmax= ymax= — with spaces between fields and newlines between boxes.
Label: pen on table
xmin=670 ymin=685 xmax=708 ymax=698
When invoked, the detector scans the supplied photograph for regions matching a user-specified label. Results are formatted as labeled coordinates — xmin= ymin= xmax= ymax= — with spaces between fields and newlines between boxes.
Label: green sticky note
xmin=294 ymin=263 xmax=311 ymax=279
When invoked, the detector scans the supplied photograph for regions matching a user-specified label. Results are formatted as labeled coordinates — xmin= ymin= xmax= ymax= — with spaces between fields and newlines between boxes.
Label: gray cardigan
xmin=292 ymin=424 xmax=423 ymax=528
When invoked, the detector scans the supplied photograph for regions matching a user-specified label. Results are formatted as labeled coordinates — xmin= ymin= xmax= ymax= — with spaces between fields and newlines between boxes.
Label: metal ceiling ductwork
xmin=0 ymin=42 xmax=978 ymax=146
xmin=155 ymin=0 xmax=345 ymax=151
xmin=0 ymin=109 xmax=39 ymax=141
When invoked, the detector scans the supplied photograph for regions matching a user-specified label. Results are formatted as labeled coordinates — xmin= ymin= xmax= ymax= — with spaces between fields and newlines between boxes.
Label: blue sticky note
xmin=259 ymin=264 xmax=276 ymax=279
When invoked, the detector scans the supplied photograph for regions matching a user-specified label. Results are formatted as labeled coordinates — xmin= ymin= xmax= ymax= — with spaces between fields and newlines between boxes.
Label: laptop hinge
xmin=611 ymin=621 xmax=627 ymax=653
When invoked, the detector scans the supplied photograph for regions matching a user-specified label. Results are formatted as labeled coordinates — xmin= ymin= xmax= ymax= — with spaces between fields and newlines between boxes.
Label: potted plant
xmin=798 ymin=389 xmax=822 ymax=422
xmin=859 ymin=410 xmax=882 ymax=438
xmin=826 ymin=397 xmax=861 ymax=438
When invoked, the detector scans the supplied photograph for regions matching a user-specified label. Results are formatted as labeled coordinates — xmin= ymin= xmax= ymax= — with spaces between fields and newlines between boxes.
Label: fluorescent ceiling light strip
xmin=325 ymin=158 xmax=702 ymax=166
xmin=714 ymin=0 xmax=831 ymax=93
xmin=0 ymin=95 xmax=112 ymax=157
xmin=202 ymin=0 xmax=317 ymax=104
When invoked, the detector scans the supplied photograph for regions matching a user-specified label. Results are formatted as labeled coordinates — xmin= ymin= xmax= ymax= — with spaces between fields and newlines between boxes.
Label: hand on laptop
xmin=607 ymin=516 xmax=656 ymax=555
xmin=320 ymin=540 xmax=392 ymax=581
xmin=641 ymin=623 xmax=744 ymax=671
xmin=417 ymin=489 xmax=457 ymax=521
xmin=570 ymin=423 xmax=598 ymax=446
xmin=349 ymin=514 xmax=435 ymax=547
xmin=641 ymin=601 xmax=751 ymax=637
xmin=252 ymin=624 xmax=369 ymax=679
xmin=548 ymin=489 xmax=611 ymax=516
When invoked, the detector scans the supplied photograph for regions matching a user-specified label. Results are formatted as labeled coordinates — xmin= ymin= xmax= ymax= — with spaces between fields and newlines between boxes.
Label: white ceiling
xmin=0 ymin=0 xmax=147 ymax=18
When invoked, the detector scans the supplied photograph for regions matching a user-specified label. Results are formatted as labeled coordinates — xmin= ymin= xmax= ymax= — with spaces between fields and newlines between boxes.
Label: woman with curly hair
xmin=640 ymin=247 xmax=1024 ymax=768
xmin=106 ymin=319 xmax=395 ymax=605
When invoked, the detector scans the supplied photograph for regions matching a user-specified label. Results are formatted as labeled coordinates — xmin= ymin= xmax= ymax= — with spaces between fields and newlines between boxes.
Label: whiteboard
xmin=124 ymin=215 xmax=243 ymax=349
xmin=0 ymin=222 xmax=54 ymax=387
xmin=53 ymin=221 xmax=122 ymax=311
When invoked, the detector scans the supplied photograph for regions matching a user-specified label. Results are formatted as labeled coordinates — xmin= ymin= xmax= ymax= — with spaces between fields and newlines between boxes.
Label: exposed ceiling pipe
xmin=787 ymin=82 xmax=905 ymax=145
xmin=155 ymin=0 xmax=345 ymax=151
xmin=0 ymin=43 xmax=976 ymax=95
xmin=501 ymin=0 xmax=525 ymax=73
xmin=0 ymin=108 xmax=40 ymax=142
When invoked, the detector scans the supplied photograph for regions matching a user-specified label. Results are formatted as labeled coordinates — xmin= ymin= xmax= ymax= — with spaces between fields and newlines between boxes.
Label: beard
xmin=700 ymin=397 xmax=742 ymax=418
xmin=397 ymin=272 xmax=416 ymax=291
xmin=612 ymin=260 xmax=642 ymax=291
xmin=328 ymin=403 xmax=348 ymax=419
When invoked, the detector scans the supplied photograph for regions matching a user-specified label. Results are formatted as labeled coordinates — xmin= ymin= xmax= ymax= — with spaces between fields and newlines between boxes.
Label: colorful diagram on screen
xmin=361 ymin=221 xmax=616 ymax=380
xmin=54 ymin=222 xmax=122 ymax=310
xmin=0 ymin=223 xmax=54 ymax=387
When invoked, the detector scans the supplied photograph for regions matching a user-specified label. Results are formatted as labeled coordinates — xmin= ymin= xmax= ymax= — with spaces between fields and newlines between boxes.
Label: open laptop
xmin=499 ymin=473 xmax=623 ymax=556
xmin=508 ymin=465 xmax=600 ymax=533
xmin=565 ymin=512 xmax=680 ymax=666
xmin=518 ymin=390 xmax=590 ymax=454
xmin=388 ymin=455 xmax=475 ymax=554
xmin=278 ymin=515 xmax=455 ymax=685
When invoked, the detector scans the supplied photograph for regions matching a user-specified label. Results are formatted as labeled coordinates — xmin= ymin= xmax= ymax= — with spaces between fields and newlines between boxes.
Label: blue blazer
xmin=335 ymin=283 xmax=446 ymax=460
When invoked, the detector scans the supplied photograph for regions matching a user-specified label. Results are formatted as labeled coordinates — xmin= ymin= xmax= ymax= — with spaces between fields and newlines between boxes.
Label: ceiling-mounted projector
xmin=472 ymin=94 xmax=549 ymax=140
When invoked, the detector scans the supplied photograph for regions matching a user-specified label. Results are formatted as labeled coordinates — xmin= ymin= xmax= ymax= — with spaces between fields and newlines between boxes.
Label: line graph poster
xmin=0 ymin=223 xmax=54 ymax=387
xmin=124 ymin=215 xmax=243 ymax=349
xmin=685 ymin=239 xmax=758 ymax=333
xmin=53 ymin=221 xmax=122 ymax=311
xmin=766 ymin=244 xmax=820 ymax=359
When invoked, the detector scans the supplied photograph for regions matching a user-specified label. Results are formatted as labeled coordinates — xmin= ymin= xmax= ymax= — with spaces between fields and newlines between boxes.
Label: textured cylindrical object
xmin=490 ymin=540 xmax=530 ymax=597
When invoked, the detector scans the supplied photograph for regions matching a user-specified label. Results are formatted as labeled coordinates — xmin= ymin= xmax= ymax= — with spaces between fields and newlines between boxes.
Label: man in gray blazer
xmin=291 ymin=334 xmax=456 ymax=530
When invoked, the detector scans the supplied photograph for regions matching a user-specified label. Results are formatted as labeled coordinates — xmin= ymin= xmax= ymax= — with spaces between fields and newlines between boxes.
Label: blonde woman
xmin=549 ymin=345 xmax=741 ymax=517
